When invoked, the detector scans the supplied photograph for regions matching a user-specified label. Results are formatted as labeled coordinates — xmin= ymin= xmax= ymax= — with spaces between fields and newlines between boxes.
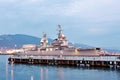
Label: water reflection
xmin=45 ymin=68 xmax=48 ymax=80
xmin=30 ymin=76 xmax=34 ymax=80
xmin=6 ymin=60 xmax=8 ymax=80
xmin=4 ymin=56 xmax=120 ymax=80
xmin=10 ymin=60 xmax=14 ymax=80
xmin=40 ymin=68 xmax=43 ymax=80
xmin=40 ymin=68 xmax=48 ymax=80
xmin=7 ymin=63 xmax=50 ymax=80
xmin=11 ymin=70 xmax=14 ymax=80
xmin=57 ymin=67 xmax=64 ymax=80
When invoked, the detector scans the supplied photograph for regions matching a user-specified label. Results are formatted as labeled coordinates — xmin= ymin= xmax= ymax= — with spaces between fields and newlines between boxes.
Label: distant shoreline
xmin=0 ymin=53 xmax=13 ymax=55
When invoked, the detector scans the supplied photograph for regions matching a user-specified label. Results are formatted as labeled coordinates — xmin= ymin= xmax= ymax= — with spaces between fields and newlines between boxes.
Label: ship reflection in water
xmin=4 ymin=60 xmax=120 ymax=80
xmin=5 ymin=59 xmax=65 ymax=80
xmin=40 ymin=68 xmax=49 ymax=80
xmin=57 ymin=67 xmax=64 ymax=80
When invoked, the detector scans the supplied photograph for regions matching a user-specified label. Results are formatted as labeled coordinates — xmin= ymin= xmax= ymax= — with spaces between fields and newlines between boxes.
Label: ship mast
xmin=58 ymin=24 xmax=63 ymax=40
xmin=57 ymin=24 xmax=68 ymax=46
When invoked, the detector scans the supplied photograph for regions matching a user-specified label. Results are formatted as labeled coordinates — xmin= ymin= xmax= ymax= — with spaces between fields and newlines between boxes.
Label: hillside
xmin=0 ymin=34 xmax=41 ymax=48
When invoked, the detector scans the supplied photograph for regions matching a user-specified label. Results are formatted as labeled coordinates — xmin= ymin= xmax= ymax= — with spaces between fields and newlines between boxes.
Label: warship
xmin=17 ymin=25 xmax=105 ymax=56
xmin=8 ymin=25 xmax=120 ymax=68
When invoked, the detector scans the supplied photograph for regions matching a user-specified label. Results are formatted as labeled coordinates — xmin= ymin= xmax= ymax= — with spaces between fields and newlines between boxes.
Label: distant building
xmin=6 ymin=49 xmax=24 ymax=54
xmin=22 ymin=44 xmax=37 ymax=51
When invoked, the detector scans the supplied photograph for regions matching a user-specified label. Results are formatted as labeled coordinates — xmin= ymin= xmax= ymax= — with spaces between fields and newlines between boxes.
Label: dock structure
xmin=8 ymin=54 xmax=120 ymax=69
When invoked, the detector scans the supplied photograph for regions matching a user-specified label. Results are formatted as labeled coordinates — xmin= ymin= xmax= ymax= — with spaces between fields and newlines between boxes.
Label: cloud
xmin=0 ymin=0 xmax=44 ymax=3
xmin=1 ymin=0 xmax=120 ymax=20
xmin=63 ymin=0 xmax=120 ymax=21
xmin=0 ymin=0 xmax=120 ymax=48
xmin=0 ymin=0 xmax=14 ymax=3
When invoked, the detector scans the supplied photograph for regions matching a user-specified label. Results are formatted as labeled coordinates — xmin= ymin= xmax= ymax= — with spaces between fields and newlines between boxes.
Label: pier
xmin=8 ymin=54 xmax=120 ymax=69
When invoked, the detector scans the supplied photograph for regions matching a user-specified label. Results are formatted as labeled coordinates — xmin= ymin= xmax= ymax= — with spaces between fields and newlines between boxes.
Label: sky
xmin=0 ymin=0 xmax=120 ymax=49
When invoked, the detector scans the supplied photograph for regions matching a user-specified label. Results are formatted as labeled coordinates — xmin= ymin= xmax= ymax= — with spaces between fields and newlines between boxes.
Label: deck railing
xmin=11 ymin=55 xmax=120 ymax=61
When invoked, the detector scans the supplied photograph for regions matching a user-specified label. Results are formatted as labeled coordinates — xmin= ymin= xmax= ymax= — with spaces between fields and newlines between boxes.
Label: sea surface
xmin=0 ymin=55 xmax=120 ymax=80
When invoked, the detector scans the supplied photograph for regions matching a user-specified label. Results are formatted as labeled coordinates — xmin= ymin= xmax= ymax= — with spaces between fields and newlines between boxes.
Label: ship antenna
xmin=58 ymin=24 xmax=62 ymax=40
xmin=43 ymin=32 xmax=47 ymax=39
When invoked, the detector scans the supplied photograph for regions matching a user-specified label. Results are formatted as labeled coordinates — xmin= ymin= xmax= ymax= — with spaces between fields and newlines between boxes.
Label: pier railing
xmin=11 ymin=55 xmax=120 ymax=61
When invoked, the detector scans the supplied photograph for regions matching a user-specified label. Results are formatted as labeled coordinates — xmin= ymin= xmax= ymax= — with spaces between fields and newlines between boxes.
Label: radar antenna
xmin=58 ymin=24 xmax=62 ymax=40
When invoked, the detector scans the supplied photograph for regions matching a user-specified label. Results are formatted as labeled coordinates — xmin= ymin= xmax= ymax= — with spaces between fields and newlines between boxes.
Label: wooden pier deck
xmin=8 ymin=54 xmax=120 ymax=69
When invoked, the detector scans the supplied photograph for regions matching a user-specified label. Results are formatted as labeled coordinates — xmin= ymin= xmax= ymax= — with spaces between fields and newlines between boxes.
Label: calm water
xmin=0 ymin=55 xmax=120 ymax=80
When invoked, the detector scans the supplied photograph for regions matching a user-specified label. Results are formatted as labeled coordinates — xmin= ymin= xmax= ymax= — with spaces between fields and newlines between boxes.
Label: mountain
xmin=0 ymin=34 xmax=52 ymax=48
xmin=104 ymin=49 xmax=120 ymax=53
xmin=0 ymin=34 xmax=40 ymax=48
xmin=0 ymin=34 xmax=119 ymax=52
xmin=68 ymin=42 xmax=94 ymax=48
